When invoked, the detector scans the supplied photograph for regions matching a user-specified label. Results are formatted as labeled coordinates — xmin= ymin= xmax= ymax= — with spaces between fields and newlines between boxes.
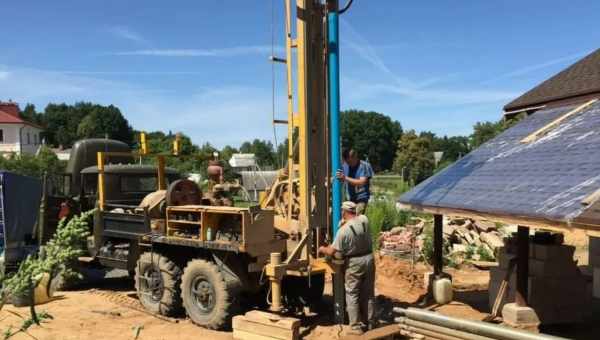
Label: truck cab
xmin=80 ymin=164 xmax=180 ymax=209
xmin=83 ymin=164 xmax=181 ymax=273
xmin=39 ymin=138 xmax=181 ymax=250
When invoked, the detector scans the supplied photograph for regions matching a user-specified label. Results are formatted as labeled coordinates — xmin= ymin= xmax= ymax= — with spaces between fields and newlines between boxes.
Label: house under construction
xmin=399 ymin=48 xmax=600 ymax=327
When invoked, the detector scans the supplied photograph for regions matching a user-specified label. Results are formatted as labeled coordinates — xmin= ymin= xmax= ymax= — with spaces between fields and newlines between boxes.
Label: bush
xmin=1 ymin=210 xmax=94 ymax=304
xmin=0 ymin=146 xmax=65 ymax=179
xmin=366 ymin=200 xmax=426 ymax=249
xmin=421 ymin=224 xmax=455 ymax=267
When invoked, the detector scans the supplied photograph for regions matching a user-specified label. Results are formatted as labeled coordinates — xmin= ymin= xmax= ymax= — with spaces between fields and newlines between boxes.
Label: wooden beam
xmin=433 ymin=214 xmax=443 ymax=276
xmin=520 ymin=98 xmax=598 ymax=143
xmin=515 ymin=226 xmax=529 ymax=307
xmin=398 ymin=202 xmax=600 ymax=234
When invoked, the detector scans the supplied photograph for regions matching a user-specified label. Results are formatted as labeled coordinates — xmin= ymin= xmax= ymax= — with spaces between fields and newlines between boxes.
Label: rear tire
xmin=180 ymin=259 xmax=239 ymax=330
xmin=135 ymin=252 xmax=182 ymax=316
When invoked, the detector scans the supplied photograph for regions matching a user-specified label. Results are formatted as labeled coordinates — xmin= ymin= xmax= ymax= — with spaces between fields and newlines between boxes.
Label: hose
xmin=339 ymin=0 xmax=354 ymax=14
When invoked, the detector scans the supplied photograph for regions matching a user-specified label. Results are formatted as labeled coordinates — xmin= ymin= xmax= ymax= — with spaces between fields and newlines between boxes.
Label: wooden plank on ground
xmin=232 ymin=316 xmax=298 ymax=340
xmin=341 ymin=324 xmax=400 ymax=340
xmin=243 ymin=310 xmax=300 ymax=330
xmin=233 ymin=329 xmax=279 ymax=340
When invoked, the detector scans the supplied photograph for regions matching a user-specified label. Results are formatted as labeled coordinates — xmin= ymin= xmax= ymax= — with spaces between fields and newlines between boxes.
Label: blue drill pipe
xmin=328 ymin=2 xmax=342 ymax=239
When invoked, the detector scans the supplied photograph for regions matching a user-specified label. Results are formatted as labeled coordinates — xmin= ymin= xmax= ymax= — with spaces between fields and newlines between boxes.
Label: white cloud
xmin=343 ymin=76 xmax=518 ymax=107
xmin=108 ymin=26 xmax=149 ymax=45
xmin=0 ymin=65 xmax=279 ymax=147
xmin=112 ymin=46 xmax=284 ymax=58
xmin=48 ymin=70 xmax=206 ymax=75
xmin=482 ymin=50 xmax=590 ymax=84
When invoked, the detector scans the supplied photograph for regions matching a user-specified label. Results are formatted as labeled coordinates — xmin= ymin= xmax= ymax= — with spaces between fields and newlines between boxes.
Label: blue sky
xmin=1 ymin=1 xmax=599 ymax=147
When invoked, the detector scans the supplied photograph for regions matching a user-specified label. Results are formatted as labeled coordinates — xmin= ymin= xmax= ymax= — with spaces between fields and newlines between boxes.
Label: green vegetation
xmin=421 ymin=224 xmax=455 ymax=267
xmin=1 ymin=210 xmax=93 ymax=305
xmin=470 ymin=113 xmax=525 ymax=148
xmin=392 ymin=130 xmax=435 ymax=184
xmin=0 ymin=146 xmax=64 ymax=179
xmin=3 ymin=310 xmax=53 ymax=339
xmin=476 ymin=245 xmax=495 ymax=262
xmin=13 ymin=100 xmax=527 ymax=189
xmin=370 ymin=175 xmax=412 ymax=200
xmin=365 ymin=200 xmax=430 ymax=249
xmin=21 ymin=102 xmax=134 ymax=147
xmin=341 ymin=109 xmax=403 ymax=172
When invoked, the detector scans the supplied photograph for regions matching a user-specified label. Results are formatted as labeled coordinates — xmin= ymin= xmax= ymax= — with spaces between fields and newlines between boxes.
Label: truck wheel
xmin=180 ymin=259 xmax=238 ymax=329
xmin=135 ymin=252 xmax=182 ymax=316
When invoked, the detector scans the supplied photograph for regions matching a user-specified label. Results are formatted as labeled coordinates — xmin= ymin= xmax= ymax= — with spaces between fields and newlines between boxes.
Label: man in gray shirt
xmin=318 ymin=201 xmax=375 ymax=335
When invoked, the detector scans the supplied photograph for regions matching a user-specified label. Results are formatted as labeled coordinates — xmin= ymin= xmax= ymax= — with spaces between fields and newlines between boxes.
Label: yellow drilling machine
xmin=88 ymin=0 xmax=350 ymax=329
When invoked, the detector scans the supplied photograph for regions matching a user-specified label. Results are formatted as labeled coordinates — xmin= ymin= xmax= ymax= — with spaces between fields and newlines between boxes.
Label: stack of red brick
xmin=489 ymin=233 xmax=591 ymax=325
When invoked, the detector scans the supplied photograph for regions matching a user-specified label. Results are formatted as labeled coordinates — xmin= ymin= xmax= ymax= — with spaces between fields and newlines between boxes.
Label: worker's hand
xmin=318 ymin=246 xmax=327 ymax=255
xmin=336 ymin=169 xmax=345 ymax=182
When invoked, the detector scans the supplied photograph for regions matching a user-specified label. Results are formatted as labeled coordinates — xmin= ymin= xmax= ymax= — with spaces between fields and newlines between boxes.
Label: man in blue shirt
xmin=336 ymin=149 xmax=374 ymax=215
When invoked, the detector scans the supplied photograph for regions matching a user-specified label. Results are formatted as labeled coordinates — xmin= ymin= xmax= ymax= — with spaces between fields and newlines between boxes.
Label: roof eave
xmin=397 ymin=202 xmax=600 ymax=235
xmin=504 ymin=89 xmax=600 ymax=112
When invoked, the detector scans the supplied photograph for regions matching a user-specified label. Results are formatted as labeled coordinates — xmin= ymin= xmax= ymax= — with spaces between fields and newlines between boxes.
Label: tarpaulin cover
xmin=0 ymin=171 xmax=42 ymax=264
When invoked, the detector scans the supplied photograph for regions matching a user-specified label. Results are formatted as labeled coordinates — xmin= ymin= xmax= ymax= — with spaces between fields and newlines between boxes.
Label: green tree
xmin=392 ymin=130 xmax=435 ymax=184
xmin=239 ymin=139 xmax=277 ymax=168
xmin=220 ymin=145 xmax=238 ymax=162
xmin=132 ymin=131 xmax=201 ymax=175
xmin=76 ymin=105 xmax=134 ymax=145
xmin=470 ymin=121 xmax=505 ymax=148
xmin=38 ymin=102 xmax=135 ymax=147
xmin=19 ymin=103 xmax=44 ymax=127
xmin=43 ymin=103 xmax=85 ymax=147
xmin=341 ymin=109 xmax=402 ymax=172
xmin=419 ymin=131 xmax=471 ymax=164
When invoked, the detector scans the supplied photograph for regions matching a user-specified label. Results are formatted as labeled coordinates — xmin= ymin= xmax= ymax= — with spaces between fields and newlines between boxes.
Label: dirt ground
xmin=0 ymin=231 xmax=593 ymax=340
xmin=0 ymin=255 xmax=492 ymax=340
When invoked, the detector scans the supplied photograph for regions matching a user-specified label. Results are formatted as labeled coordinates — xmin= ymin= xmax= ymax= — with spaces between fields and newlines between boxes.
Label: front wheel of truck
xmin=180 ymin=259 xmax=240 ymax=330
xmin=135 ymin=252 xmax=182 ymax=316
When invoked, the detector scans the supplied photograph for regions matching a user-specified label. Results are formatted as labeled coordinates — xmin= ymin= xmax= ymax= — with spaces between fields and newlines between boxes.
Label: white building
xmin=0 ymin=102 xmax=43 ymax=155
xmin=228 ymin=153 xmax=257 ymax=168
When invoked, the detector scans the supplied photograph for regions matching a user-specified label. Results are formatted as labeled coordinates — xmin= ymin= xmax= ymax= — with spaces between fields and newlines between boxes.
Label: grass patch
xmin=370 ymin=175 xmax=412 ymax=200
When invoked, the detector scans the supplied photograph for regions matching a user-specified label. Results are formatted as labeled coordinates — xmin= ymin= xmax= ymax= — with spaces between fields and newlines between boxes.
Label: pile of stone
xmin=443 ymin=218 xmax=506 ymax=261
xmin=378 ymin=219 xmax=425 ymax=258
xmin=490 ymin=232 xmax=591 ymax=325
xmin=378 ymin=217 xmax=506 ymax=261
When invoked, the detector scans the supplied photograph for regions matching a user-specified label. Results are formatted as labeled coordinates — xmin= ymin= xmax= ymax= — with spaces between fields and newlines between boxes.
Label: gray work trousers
xmin=345 ymin=253 xmax=375 ymax=327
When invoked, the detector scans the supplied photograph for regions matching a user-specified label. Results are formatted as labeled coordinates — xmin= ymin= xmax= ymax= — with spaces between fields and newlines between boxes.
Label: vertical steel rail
xmin=97 ymin=152 xmax=105 ymax=211
xmin=157 ymin=156 xmax=166 ymax=191
xmin=284 ymin=0 xmax=295 ymax=223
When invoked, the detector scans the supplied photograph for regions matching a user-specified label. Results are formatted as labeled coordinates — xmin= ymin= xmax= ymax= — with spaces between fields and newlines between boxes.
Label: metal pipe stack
xmin=394 ymin=308 xmax=568 ymax=340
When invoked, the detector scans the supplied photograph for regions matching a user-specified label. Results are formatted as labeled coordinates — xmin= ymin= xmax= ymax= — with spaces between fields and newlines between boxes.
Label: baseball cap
xmin=341 ymin=201 xmax=357 ymax=212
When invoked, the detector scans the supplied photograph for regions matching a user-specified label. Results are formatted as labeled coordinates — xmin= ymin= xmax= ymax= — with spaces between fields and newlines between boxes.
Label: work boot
xmin=367 ymin=319 xmax=379 ymax=331
xmin=343 ymin=324 xmax=364 ymax=336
